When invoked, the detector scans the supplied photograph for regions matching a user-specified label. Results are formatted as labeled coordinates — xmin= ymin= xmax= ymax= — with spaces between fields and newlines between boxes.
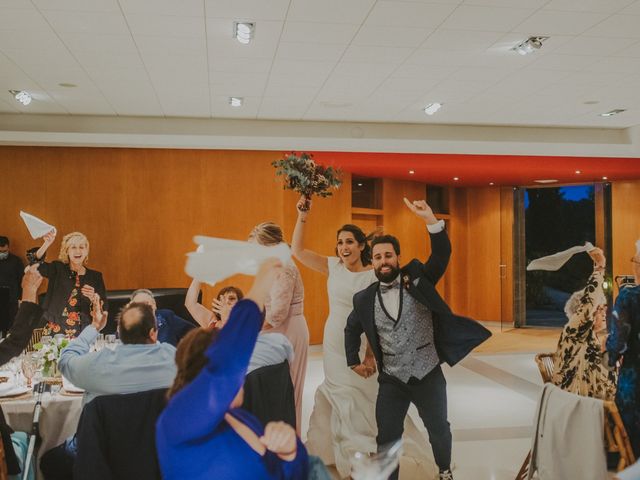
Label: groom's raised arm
xmin=422 ymin=224 xmax=451 ymax=285
xmin=344 ymin=307 xmax=363 ymax=367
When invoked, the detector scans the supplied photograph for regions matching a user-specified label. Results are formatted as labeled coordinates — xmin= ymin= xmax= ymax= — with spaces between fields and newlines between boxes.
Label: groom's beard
xmin=374 ymin=262 xmax=400 ymax=283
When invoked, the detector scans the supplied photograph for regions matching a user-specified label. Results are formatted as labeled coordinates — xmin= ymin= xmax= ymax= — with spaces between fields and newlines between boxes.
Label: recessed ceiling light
xmin=453 ymin=177 xmax=459 ymax=181
xmin=58 ymin=83 xmax=77 ymax=88
xmin=599 ymin=109 xmax=626 ymax=117
xmin=234 ymin=21 xmax=254 ymax=45
xmin=602 ymin=176 xmax=608 ymax=180
xmin=357 ymin=183 xmax=363 ymax=187
xmin=409 ymin=170 xmax=415 ymax=174
xmin=489 ymin=182 xmax=494 ymax=186
xmin=229 ymin=97 xmax=243 ymax=107
xmin=575 ymin=170 xmax=581 ymax=174
xmin=534 ymin=179 xmax=558 ymax=184
xmin=423 ymin=103 xmax=442 ymax=115
xmin=9 ymin=89 xmax=31 ymax=106
xmin=512 ymin=36 xmax=549 ymax=55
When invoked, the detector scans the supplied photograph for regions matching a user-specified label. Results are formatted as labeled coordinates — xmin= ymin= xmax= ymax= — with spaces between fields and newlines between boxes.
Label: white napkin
xmin=20 ymin=211 xmax=55 ymax=239
xmin=186 ymin=237 xmax=291 ymax=285
xmin=527 ymin=242 xmax=595 ymax=271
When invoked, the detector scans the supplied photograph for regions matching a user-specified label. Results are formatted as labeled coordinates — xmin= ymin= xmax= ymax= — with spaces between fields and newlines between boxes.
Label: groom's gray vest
xmin=374 ymin=286 xmax=439 ymax=383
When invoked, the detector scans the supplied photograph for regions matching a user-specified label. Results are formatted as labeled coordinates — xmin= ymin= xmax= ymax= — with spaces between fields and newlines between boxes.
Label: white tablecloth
xmin=1 ymin=392 xmax=83 ymax=479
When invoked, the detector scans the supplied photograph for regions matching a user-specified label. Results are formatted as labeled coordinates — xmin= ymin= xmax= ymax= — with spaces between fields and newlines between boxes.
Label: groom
xmin=345 ymin=198 xmax=491 ymax=480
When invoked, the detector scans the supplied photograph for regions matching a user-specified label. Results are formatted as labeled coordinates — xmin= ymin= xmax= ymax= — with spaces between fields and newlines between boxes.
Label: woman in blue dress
xmin=156 ymin=259 xmax=309 ymax=480
xmin=607 ymin=242 xmax=640 ymax=457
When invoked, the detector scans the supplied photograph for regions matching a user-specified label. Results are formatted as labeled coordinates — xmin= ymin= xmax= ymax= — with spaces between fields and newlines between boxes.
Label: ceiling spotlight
xmin=9 ymin=89 xmax=32 ymax=106
xmin=357 ymin=183 xmax=363 ymax=187
xmin=229 ymin=97 xmax=243 ymax=107
xmin=453 ymin=177 xmax=459 ymax=181
xmin=234 ymin=22 xmax=254 ymax=45
xmin=512 ymin=36 xmax=549 ymax=55
xmin=534 ymin=179 xmax=558 ymax=184
xmin=602 ymin=176 xmax=608 ymax=180
xmin=409 ymin=170 xmax=415 ymax=174
xmin=489 ymin=182 xmax=494 ymax=186
xmin=423 ymin=103 xmax=442 ymax=115
xmin=575 ymin=170 xmax=581 ymax=174
xmin=599 ymin=109 xmax=626 ymax=117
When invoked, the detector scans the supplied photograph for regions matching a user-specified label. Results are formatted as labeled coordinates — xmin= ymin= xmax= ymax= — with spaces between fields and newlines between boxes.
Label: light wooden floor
xmin=473 ymin=325 xmax=559 ymax=354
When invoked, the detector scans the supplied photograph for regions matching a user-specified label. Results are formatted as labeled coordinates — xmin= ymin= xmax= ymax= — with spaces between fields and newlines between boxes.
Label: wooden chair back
xmin=25 ymin=327 xmax=44 ymax=352
xmin=604 ymin=400 xmax=636 ymax=471
xmin=534 ymin=352 xmax=556 ymax=384
xmin=0 ymin=434 xmax=8 ymax=480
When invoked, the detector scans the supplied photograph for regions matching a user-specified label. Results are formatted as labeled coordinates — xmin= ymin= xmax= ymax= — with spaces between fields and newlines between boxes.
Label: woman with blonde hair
xmin=30 ymin=229 xmax=106 ymax=337
xmin=248 ymin=221 xmax=309 ymax=435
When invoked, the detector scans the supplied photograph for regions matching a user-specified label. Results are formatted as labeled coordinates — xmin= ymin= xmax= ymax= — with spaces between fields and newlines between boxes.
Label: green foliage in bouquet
xmin=272 ymin=152 xmax=342 ymax=200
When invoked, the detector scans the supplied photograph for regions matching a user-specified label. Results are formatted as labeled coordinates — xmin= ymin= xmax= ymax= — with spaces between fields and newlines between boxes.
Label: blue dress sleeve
xmin=607 ymin=287 xmax=634 ymax=365
xmin=158 ymin=299 xmax=263 ymax=444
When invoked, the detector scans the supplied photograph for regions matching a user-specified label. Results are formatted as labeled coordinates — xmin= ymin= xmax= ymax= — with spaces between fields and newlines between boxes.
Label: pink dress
xmin=264 ymin=262 xmax=309 ymax=434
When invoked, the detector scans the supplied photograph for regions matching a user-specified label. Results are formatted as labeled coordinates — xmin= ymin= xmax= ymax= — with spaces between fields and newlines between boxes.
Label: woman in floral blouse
xmin=30 ymin=229 xmax=106 ymax=337
xmin=552 ymin=247 xmax=617 ymax=400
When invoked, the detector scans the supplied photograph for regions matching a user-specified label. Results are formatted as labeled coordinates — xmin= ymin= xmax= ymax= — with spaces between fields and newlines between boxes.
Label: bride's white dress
xmin=306 ymin=257 xmax=437 ymax=479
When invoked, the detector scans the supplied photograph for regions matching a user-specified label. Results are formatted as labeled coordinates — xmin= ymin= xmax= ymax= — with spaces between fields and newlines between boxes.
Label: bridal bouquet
xmin=34 ymin=336 xmax=69 ymax=377
xmin=272 ymin=152 xmax=342 ymax=210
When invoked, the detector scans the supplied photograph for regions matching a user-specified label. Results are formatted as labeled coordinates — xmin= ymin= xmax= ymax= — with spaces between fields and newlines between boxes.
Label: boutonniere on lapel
xmin=402 ymin=275 xmax=411 ymax=290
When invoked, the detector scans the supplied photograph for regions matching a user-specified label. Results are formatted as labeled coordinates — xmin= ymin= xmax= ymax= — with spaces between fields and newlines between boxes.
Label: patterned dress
xmin=552 ymin=269 xmax=617 ymax=400
xmin=607 ymin=284 xmax=640 ymax=457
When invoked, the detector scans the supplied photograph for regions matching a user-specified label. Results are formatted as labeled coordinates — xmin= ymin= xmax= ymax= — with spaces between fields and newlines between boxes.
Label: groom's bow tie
xmin=380 ymin=279 xmax=400 ymax=293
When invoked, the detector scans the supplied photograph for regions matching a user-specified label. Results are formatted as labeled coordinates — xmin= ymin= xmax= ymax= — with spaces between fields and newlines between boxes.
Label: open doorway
xmin=519 ymin=185 xmax=599 ymax=327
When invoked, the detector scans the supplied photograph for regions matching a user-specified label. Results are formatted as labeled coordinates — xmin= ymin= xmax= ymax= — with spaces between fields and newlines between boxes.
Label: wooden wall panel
xmin=612 ymin=180 xmax=640 ymax=295
xmin=0 ymin=146 xmax=353 ymax=344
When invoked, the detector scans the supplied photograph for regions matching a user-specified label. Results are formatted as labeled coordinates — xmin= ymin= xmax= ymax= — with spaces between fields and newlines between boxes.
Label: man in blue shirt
xmin=42 ymin=299 xmax=178 ymax=478
xmin=130 ymin=289 xmax=195 ymax=347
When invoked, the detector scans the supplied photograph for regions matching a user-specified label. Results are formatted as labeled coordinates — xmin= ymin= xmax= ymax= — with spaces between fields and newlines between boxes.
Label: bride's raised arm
xmin=291 ymin=195 xmax=328 ymax=275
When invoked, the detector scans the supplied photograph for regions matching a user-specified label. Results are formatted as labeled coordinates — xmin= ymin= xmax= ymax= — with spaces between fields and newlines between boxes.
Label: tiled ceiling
xmin=2 ymin=0 xmax=640 ymax=127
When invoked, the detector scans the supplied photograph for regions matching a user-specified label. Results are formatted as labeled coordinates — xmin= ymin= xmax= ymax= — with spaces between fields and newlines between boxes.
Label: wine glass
xmin=21 ymin=353 xmax=37 ymax=389
xmin=105 ymin=334 xmax=117 ymax=350
xmin=94 ymin=334 xmax=105 ymax=352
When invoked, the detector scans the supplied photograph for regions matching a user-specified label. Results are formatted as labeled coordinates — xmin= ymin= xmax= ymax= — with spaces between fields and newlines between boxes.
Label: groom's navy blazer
xmin=345 ymin=228 xmax=491 ymax=371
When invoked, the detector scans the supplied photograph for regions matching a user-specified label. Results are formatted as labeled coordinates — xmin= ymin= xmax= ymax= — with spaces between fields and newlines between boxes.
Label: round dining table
xmin=0 ymin=389 xmax=83 ymax=480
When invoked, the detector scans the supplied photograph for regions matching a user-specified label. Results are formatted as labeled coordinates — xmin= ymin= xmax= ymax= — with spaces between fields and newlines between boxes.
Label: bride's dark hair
xmin=335 ymin=224 xmax=375 ymax=266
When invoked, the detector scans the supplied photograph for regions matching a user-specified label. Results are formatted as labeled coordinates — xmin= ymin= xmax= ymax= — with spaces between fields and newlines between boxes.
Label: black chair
xmin=242 ymin=361 xmax=296 ymax=429
xmin=74 ymin=389 xmax=167 ymax=480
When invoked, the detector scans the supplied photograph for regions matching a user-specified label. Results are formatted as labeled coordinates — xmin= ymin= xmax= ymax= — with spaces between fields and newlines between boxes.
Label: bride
xmin=291 ymin=196 xmax=437 ymax=479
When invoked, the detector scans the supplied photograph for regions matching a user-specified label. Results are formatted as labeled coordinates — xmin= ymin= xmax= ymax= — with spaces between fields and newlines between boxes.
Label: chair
xmin=74 ymin=388 xmax=167 ymax=480
xmin=515 ymin=352 xmax=636 ymax=479
xmin=242 ymin=360 xmax=296 ymax=429
xmin=604 ymin=401 xmax=636 ymax=471
xmin=534 ymin=352 xmax=555 ymax=384
xmin=0 ymin=437 xmax=8 ymax=480
xmin=24 ymin=328 xmax=44 ymax=352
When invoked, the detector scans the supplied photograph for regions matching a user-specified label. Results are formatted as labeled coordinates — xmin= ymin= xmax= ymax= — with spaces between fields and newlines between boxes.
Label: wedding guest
xmin=30 ymin=230 xmax=106 ymax=338
xmin=0 ymin=265 xmax=45 ymax=366
xmin=185 ymin=281 xmax=293 ymax=373
xmin=552 ymin=247 xmax=617 ymax=400
xmin=607 ymin=241 xmax=640 ymax=457
xmin=156 ymin=259 xmax=308 ymax=480
xmin=0 ymin=236 xmax=24 ymax=335
xmin=249 ymin=221 xmax=309 ymax=434
xmin=41 ymin=300 xmax=177 ymax=479
xmin=130 ymin=289 xmax=195 ymax=346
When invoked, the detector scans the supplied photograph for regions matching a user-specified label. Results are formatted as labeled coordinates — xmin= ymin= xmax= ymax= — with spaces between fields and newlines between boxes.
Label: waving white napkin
xmin=20 ymin=211 xmax=55 ymax=239
xmin=527 ymin=242 xmax=595 ymax=272
xmin=186 ymin=236 xmax=291 ymax=285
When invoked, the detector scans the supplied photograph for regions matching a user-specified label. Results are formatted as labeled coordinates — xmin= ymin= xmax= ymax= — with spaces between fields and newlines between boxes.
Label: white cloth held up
xmin=19 ymin=211 xmax=56 ymax=239
xmin=185 ymin=236 xmax=291 ymax=285
xmin=526 ymin=242 xmax=594 ymax=271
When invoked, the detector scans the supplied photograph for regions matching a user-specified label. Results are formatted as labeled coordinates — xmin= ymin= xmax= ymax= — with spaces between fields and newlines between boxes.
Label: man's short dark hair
xmin=0 ymin=236 xmax=9 ymax=247
xmin=371 ymin=235 xmax=401 ymax=255
xmin=118 ymin=302 xmax=157 ymax=345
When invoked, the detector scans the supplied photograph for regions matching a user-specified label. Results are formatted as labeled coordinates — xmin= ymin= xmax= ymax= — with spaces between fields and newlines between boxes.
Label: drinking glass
xmin=94 ymin=334 xmax=105 ymax=352
xmin=21 ymin=353 xmax=37 ymax=389
xmin=105 ymin=334 xmax=117 ymax=350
